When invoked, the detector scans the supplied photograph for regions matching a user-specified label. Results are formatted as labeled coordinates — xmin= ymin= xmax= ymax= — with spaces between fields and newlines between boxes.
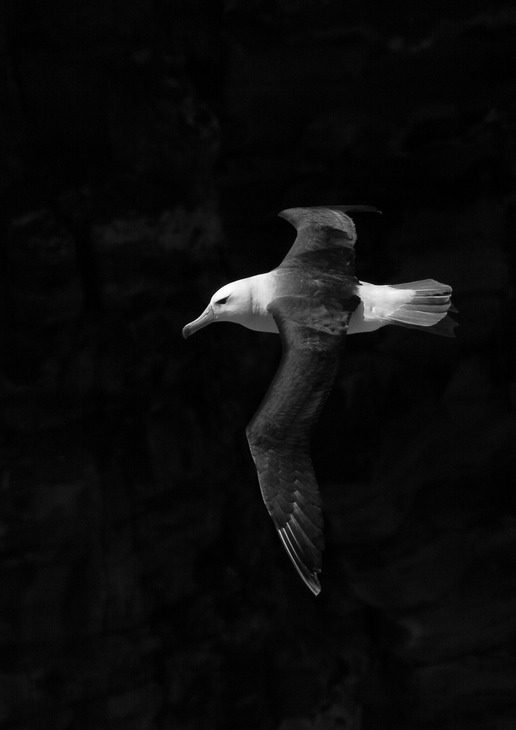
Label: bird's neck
xmin=240 ymin=272 xmax=279 ymax=333
xmin=248 ymin=272 xmax=275 ymax=316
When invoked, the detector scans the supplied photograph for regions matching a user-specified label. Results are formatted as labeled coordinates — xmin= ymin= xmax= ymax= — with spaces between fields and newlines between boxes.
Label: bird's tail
xmin=386 ymin=279 xmax=457 ymax=337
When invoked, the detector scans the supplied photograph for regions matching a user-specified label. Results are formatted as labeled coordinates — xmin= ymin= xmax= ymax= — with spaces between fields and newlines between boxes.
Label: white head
xmin=182 ymin=277 xmax=255 ymax=338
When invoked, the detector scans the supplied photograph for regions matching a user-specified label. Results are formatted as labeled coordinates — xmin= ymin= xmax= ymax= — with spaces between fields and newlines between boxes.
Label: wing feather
xmin=277 ymin=526 xmax=322 ymax=596
xmin=278 ymin=205 xmax=380 ymax=261
xmin=246 ymin=302 xmax=353 ymax=595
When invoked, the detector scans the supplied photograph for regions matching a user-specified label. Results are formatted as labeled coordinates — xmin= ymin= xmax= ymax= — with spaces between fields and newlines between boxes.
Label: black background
xmin=1 ymin=1 xmax=515 ymax=729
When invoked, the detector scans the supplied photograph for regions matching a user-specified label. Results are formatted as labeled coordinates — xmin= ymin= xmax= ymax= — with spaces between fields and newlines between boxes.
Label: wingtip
xmin=319 ymin=204 xmax=381 ymax=216
xmin=300 ymin=567 xmax=322 ymax=596
xmin=278 ymin=205 xmax=381 ymax=235
xmin=278 ymin=526 xmax=323 ymax=596
xmin=308 ymin=574 xmax=322 ymax=596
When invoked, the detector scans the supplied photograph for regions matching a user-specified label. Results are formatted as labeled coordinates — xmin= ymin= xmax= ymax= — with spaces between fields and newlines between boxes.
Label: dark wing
xmin=278 ymin=205 xmax=380 ymax=262
xmin=246 ymin=297 xmax=356 ymax=595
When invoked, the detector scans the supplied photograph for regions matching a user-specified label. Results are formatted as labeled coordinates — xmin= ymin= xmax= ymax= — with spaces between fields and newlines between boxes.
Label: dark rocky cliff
xmin=1 ymin=1 xmax=515 ymax=728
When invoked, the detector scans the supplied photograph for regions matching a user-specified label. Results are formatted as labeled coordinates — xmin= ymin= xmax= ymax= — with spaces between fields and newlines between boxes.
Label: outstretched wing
xmin=246 ymin=205 xmax=373 ymax=593
xmin=246 ymin=297 xmax=356 ymax=595
xmin=278 ymin=205 xmax=379 ymax=263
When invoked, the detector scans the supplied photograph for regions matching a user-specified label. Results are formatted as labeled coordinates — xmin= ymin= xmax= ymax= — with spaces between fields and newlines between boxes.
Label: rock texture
xmin=1 ymin=1 xmax=516 ymax=729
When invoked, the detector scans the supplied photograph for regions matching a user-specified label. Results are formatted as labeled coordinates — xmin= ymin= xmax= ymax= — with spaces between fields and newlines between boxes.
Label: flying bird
xmin=182 ymin=206 xmax=455 ymax=595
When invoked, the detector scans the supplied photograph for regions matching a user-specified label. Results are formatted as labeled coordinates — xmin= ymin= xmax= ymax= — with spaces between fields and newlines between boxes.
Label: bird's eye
xmin=215 ymin=296 xmax=229 ymax=305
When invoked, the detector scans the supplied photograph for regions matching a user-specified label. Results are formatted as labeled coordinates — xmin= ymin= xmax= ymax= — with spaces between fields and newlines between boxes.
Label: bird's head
xmin=182 ymin=278 xmax=254 ymax=338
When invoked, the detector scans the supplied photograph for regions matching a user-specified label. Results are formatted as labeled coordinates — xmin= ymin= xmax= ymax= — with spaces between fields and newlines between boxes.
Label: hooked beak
xmin=182 ymin=305 xmax=215 ymax=339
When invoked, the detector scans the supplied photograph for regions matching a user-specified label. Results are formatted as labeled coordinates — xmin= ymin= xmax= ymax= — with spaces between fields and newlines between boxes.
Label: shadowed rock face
xmin=1 ymin=2 xmax=516 ymax=729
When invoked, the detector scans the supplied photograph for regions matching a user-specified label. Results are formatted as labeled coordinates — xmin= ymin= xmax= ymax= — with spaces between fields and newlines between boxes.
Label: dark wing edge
xmin=246 ymin=303 xmax=350 ymax=595
xmin=247 ymin=438 xmax=325 ymax=596
xmin=278 ymin=518 xmax=323 ymax=596
xmin=278 ymin=205 xmax=380 ymax=232
xmin=278 ymin=205 xmax=380 ymax=261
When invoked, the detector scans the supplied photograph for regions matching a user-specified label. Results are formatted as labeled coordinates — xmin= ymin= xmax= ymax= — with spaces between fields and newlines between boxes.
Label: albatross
xmin=182 ymin=206 xmax=455 ymax=595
